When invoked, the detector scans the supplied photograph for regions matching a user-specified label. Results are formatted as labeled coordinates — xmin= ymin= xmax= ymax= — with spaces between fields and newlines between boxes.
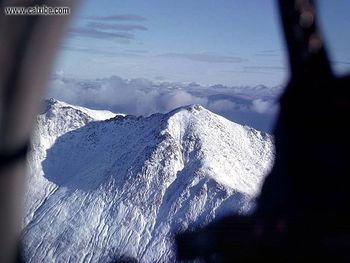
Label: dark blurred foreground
xmin=0 ymin=1 xmax=74 ymax=262
xmin=177 ymin=0 xmax=350 ymax=262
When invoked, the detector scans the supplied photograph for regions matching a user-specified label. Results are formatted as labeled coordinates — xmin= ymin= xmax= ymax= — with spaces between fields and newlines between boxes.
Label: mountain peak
xmin=167 ymin=104 xmax=205 ymax=115
xmin=42 ymin=98 xmax=118 ymax=121
xmin=24 ymin=99 xmax=274 ymax=262
xmin=41 ymin=97 xmax=59 ymax=113
xmin=47 ymin=97 xmax=58 ymax=104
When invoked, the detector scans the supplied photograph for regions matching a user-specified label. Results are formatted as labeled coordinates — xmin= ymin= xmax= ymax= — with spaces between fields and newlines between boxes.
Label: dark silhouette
xmin=0 ymin=1 xmax=74 ymax=262
xmin=176 ymin=0 xmax=350 ymax=261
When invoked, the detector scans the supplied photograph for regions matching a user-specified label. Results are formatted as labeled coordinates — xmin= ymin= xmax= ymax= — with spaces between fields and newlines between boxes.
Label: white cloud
xmin=48 ymin=76 xmax=208 ymax=116
xmin=158 ymin=90 xmax=208 ymax=112
xmin=251 ymin=99 xmax=274 ymax=114
xmin=47 ymin=75 xmax=280 ymax=132
xmin=207 ymin=99 xmax=236 ymax=112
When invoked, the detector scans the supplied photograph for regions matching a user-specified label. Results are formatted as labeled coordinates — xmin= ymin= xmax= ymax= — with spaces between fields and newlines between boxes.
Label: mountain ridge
xmin=22 ymin=99 xmax=274 ymax=262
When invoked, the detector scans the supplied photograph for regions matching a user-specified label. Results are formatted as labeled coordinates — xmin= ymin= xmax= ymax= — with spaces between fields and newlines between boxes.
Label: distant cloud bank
xmin=48 ymin=74 xmax=283 ymax=132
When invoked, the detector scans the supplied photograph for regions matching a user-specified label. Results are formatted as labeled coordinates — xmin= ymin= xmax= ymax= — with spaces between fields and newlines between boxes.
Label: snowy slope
xmin=23 ymin=99 xmax=274 ymax=262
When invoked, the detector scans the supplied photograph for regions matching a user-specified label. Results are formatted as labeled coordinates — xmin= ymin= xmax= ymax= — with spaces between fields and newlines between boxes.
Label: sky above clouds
xmin=50 ymin=0 xmax=350 ymax=132
xmin=54 ymin=0 xmax=350 ymax=87
xmin=55 ymin=0 xmax=289 ymax=86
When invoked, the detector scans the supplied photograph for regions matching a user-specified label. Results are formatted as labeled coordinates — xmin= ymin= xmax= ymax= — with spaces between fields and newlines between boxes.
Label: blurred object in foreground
xmin=0 ymin=1 xmax=75 ymax=262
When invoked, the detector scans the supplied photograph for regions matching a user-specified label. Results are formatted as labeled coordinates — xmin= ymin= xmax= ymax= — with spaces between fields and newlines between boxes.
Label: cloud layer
xmin=158 ymin=52 xmax=245 ymax=64
xmin=87 ymin=22 xmax=148 ymax=32
xmin=68 ymin=14 xmax=147 ymax=42
xmin=48 ymin=75 xmax=282 ymax=132
xmin=86 ymin=15 xmax=147 ymax=22
xmin=68 ymin=28 xmax=134 ymax=40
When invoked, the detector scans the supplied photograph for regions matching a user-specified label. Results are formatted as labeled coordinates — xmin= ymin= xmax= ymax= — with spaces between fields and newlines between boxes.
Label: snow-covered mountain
xmin=22 ymin=98 xmax=274 ymax=262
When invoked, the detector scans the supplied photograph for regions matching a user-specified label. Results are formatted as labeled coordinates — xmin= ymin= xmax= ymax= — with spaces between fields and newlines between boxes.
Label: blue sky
xmin=54 ymin=0 xmax=350 ymax=86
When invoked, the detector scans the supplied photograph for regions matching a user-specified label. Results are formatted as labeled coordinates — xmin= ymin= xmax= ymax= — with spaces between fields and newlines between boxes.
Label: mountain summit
xmin=23 ymin=99 xmax=274 ymax=262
